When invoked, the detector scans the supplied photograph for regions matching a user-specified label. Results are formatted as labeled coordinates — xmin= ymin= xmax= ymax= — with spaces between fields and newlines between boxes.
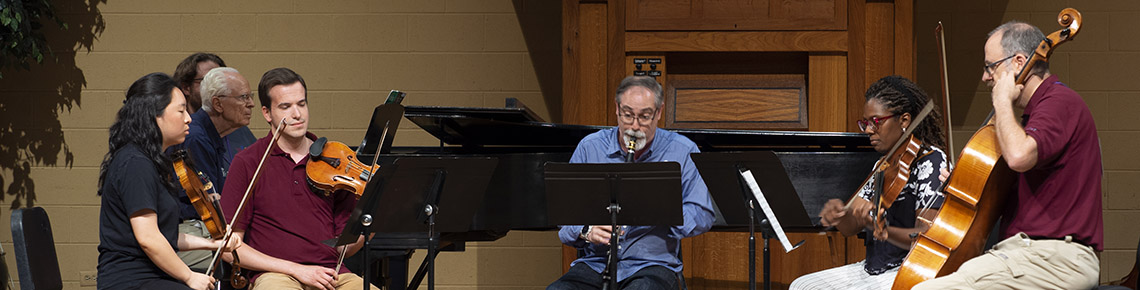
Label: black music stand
xmin=355 ymin=102 xmax=405 ymax=157
xmin=691 ymin=151 xmax=811 ymax=290
xmin=544 ymin=162 xmax=683 ymax=289
xmin=331 ymin=156 xmax=498 ymax=290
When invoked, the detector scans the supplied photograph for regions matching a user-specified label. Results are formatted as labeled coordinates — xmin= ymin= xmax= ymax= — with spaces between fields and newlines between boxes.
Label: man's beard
xmin=622 ymin=129 xmax=647 ymax=151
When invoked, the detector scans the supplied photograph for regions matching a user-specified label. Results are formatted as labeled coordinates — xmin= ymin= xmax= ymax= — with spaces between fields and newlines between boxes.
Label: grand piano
xmin=348 ymin=102 xmax=879 ymax=289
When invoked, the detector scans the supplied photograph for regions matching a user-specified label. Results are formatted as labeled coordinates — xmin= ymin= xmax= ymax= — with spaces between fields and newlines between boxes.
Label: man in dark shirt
xmin=172 ymin=62 xmax=258 ymax=273
xmin=914 ymin=21 xmax=1103 ymax=290
xmin=220 ymin=68 xmax=377 ymax=290
xmin=174 ymin=52 xmax=224 ymax=114
xmin=173 ymin=53 xmax=258 ymax=153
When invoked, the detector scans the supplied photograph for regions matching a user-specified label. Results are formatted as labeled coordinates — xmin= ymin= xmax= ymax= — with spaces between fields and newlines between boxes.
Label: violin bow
xmin=206 ymin=117 xmax=289 ymax=276
xmin=332 ymin=120 xmax=390 ymax=275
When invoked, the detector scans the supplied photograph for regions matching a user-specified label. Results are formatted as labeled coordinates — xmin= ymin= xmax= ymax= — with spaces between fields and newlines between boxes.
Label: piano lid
xmin=403 ymin=105 xmax=873 ymax=152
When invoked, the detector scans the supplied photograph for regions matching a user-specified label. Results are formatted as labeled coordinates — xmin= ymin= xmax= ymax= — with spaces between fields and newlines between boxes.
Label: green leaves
xmin=0 ymin=0 xmax=65 ymax=78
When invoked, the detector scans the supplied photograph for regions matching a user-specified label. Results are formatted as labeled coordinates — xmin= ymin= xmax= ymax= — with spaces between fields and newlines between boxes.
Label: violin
xmin=171 ymin=150 xmax=248 ymax=289
xmin=306 ymin=137 xmax=380 ymax=198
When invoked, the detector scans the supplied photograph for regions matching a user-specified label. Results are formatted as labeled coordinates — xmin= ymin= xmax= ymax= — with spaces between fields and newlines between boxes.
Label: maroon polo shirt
xmin=1000 ymin=74 xmax=1104 ymax=251
xmin=221 ymin=131 xmax=357 ymax=281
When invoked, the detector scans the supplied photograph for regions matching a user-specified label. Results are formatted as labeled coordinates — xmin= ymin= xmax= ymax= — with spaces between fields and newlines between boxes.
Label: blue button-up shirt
xmin=173 ymin=109 xmax=257 ymax=220
xmin=557 ymin=127 xmax=715 ymax=282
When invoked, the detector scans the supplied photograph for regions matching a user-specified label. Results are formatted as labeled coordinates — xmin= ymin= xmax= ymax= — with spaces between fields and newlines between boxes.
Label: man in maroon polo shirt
xmin=221 ymin=68 xmax=378 ymax=290
xmin=914 ymin=21 xmax=1103 ymax=290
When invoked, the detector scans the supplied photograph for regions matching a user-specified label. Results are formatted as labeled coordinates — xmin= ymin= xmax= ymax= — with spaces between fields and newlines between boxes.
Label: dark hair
xmin=98 ymin=72 xmax=180 ymax=195
xmin=173 ymin=52 xmax=226 ymax=90
xmin=865 ymin=75 xmax=947 ymax=149
xmin=257 ymin=67 xmax=307 ymax=109
xmin=615 ymin=76 xmax=663 ymax=108
xmin=988 ymin=21 xmax=1049 ymax=77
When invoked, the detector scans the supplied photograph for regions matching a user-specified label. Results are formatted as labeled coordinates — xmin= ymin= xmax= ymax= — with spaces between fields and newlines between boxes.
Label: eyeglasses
xmin=857 ymin=114 xmax=896 ymax=132
xmin=983 ymin=55 xmax=1016 ymax=76
xmin=224 ymin=93 xmax=254 ymax=103
xmin=618 ymin=109 xmax=657 ymax=126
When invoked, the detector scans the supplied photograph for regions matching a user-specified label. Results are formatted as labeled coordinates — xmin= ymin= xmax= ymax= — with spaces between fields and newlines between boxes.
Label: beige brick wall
xmin=0 ymin=0 xmax=563 ymax=289
xmin=915 ymin=0 xmax=1140 ymax=284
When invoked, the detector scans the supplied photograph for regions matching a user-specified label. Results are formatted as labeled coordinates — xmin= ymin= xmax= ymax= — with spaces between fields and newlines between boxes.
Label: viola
xmin=172 ymin=150 xmax=226 ymax=239
xmin=891 ymin=9 xmax=1082 ymax=289
xmin=840 ymin=101 xmax=936 ymax=239
xmin=171 ymin=150 xmax=248 ymax=289
xmin=868 ymin=134 xmax=932 ymax=239
xmin=306 ymin=137 xmax=380 ymax=198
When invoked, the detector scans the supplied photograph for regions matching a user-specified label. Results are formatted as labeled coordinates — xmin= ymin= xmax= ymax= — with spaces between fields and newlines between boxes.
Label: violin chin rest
xmin=310 ymin=137 xmax=328 ymax=158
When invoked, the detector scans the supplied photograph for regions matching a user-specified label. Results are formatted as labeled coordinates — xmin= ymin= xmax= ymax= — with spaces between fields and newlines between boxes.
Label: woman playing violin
xmin=790 ymin=75 xmax=949 ymax=290
xmin=97 ymin=73 xmax=241 ymax=290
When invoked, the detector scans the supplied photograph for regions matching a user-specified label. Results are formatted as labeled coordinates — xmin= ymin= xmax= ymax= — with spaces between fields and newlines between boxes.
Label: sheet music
xmin=740 ymin=169 xmax=801 ymax=253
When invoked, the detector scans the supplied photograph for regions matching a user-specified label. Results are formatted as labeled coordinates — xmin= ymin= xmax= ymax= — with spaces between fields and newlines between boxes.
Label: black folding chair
xmin=11 ymin=207 xmax=62 ymax=290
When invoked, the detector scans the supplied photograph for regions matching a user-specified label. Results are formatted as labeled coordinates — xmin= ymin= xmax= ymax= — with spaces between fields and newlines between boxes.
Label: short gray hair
xmin=988 ymin=21 xmax=1049 ymax=76
xmin=615 ymin=76 xmax=663 ymax=108
xmin=199 ymin=67 xmax=240 ymax=113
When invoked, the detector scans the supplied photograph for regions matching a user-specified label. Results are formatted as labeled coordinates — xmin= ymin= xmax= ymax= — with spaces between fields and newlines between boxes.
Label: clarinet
xmin=601 ymin=138 xmax=637 ymax=289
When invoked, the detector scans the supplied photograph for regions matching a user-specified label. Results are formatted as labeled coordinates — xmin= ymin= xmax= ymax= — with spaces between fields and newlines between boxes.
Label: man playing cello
xmin=914 ymin=20 xmax=1103 ymax=290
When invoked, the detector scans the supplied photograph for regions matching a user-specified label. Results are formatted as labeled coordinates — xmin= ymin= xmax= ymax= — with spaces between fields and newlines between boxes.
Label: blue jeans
xmin=547 ymin=263 xmax=681 ymax=290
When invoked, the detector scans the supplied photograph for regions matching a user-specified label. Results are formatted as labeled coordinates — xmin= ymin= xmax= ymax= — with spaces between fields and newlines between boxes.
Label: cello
xmin=891 ymin=8 xmax=1083 ymax=289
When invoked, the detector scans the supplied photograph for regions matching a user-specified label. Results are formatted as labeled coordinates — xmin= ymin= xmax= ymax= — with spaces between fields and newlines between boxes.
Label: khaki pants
xmin=912 ymin=232 xmax=1099 ymax=290
xmin=178 ymin=219 xmax=213 ymax=272
xmin=251 ymin=272 xmax=380 ymax=290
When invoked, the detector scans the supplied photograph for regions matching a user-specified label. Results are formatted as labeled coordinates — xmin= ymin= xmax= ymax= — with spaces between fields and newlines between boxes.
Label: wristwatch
xmin=579 ymin=225 xmax=593 ymax=240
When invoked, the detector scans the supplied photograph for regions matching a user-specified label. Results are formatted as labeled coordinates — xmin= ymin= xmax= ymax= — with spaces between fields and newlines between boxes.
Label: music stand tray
xmin=691 ymin=151 xmax=813 ymax=230
xmin=544 ymin=161 xmax=684 ymax=289
xmin=544 ymin=162 xmax=683 ymax=227
xmin=690 ymin=151 xmax=812 ymax=290
xmin=334 ymin=156 xmax=498 ymax=290
xmin=356 ymin=103 xmax=405 ymax=157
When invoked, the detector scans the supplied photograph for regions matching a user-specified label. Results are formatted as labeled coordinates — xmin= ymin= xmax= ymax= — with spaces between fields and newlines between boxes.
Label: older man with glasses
xmin=172 ymin=66 xmax=258 ymax=273
xmin=547 ymin=76 xmax=715 ymax=290
xmin=913 ymin=20 xmax=1104 ymax=290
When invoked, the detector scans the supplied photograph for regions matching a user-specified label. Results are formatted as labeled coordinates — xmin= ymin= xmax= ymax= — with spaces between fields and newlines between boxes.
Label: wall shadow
xmin=513 ymin=0 xmax=563 ymax=122
xmin=914 ymin=0 xmax=1010 ymax=133
xmin=0 ymin=0 xmax=104 ymax=209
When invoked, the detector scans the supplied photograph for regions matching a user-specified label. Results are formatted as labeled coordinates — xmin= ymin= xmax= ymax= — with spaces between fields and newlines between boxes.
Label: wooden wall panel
xmin=808 ymin=54 xmax=848 ymax=132
xmin=684 ymin=232 xmax=860 ymax=289
xmin=625 ymin=0 xmax=846 ymax=31
xmin=665 ymin=74 xmax=807 ymax=130
xmin=626 ymin=31 xmax=848 ymax=52
xmin=846 ymin=0 xmax=867 ymax=133
xmin=562 ymin=1 xmax=611 ymax=126
xmin=606 ymin=0 xmax=627 ymax=126
xmin=893 ymin=0 xmax=915 ymax=79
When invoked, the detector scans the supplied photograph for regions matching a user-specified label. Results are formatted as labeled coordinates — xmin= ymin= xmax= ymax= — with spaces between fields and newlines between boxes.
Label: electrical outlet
xmin=79 ymin=270 xmax=97 ymax=287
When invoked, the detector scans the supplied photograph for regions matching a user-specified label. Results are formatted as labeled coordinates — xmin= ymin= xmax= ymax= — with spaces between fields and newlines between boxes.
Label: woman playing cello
xmin=97 ymin=72 xmax=241 ymax=290
xmin=790 ymin=75 xmax=949 ymax=290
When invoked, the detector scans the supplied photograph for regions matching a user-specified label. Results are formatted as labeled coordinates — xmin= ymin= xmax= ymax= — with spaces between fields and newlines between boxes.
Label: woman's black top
xmin=97 ymin=143 xmax=182 ymax=289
